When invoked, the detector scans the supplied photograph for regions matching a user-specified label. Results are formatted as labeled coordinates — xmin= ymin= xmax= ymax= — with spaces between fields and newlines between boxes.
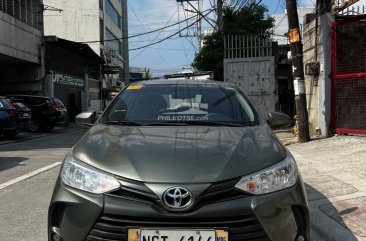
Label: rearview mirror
xmin=76 ymin=111 xmax=97 ymax=127
xmin=266 ymin=112 xmax=294 ymax=129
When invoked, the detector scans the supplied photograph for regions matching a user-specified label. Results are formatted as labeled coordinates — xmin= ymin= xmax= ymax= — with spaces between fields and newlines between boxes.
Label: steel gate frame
xmin=331 ymin=15 xmax=366 ymax=135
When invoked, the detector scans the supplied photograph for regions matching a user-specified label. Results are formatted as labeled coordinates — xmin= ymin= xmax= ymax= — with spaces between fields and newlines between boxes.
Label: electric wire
xmin=177 ymin=1 xmax=191 ymax=65
xmin=79 ymin=9 xmax=212 ymax=44
xmin=270 ymin=0 xmax=281 ymax=14
xmin=130 ymin=9 xmax=214 ymax=51
xmin=181 ymin=1 xmax=199 ymax=52
xmin=129 ymin=3 xmax=178 ymax=65
xmin=130 ymin=7 xmax=178 ymax=61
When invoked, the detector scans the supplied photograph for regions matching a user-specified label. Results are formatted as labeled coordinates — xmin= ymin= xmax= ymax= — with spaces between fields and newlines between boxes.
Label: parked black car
xmin=7 ymin=98 xmax=32 ymax=131
xmin=53 ymin=98 xmax=69 ymax=127
xmin=0 ymin=96 xmax=18 ymax=138
xmin=6 ymin=95 xmax=68 ymax=132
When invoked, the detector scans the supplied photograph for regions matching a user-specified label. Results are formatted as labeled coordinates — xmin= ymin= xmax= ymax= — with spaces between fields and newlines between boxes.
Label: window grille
xmin=14 ymin=0 xmax=20 ymax=20
xmin=6 ymin=0 xmax=14 ymax=16
xmin=26 ymin=0 xmax=33 ymax=26
xmin=20 ymin=0 xmax=26 ymax=22
xmin=0 ymin=0 xmax=40 ymax=29
xmin=32 ymin=0 xmax=39 ymax=29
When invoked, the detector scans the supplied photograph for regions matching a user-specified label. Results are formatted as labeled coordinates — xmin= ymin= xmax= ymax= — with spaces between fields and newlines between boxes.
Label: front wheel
xmin=44 ymin=124 xmax=55 ymax=132
xmin=30 ymin=119 xmax=41 ymax=132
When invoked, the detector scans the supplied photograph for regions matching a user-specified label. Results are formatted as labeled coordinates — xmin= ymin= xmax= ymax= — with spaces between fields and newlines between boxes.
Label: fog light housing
xmin=296 ymin=235 xmax=305 ymax=241
xmin=51 ymin=227 xmax=62 ymax=241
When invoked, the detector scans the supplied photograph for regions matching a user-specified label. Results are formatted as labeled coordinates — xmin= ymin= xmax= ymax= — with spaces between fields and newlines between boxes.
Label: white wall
xmin=89 ymin=100 xmax=101 ymax=111
xmin=43 ymin=0 xmax=100 ymax=55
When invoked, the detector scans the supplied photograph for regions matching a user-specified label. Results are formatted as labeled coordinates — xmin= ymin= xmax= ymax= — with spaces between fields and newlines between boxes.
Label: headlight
xmin=61 ymin=154 xmax=120 ymax=194
xmin=235 ymin=154 xmax=298 ymax=195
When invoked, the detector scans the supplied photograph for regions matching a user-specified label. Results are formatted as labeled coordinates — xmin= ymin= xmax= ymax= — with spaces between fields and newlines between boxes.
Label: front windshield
xmin=101 ymin=83 xmax=259 ymax=126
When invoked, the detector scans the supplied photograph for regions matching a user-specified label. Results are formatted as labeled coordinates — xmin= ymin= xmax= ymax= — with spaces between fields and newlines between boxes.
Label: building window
xmin=0 ymin=0 xmax=40 ymax=29
xmin=14 ymin=0 xmax=20 ymax=19
xmin=6 ymin=0 xmax=13 ymax=16
xmin=105 ymin=0 xmax=121 ymax=29
xmin=106 ymin=29 xmax=122 ymax=56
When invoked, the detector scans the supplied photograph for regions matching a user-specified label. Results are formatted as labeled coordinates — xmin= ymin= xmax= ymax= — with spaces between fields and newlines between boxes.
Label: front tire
xmin=44 ymin=124 xmax=55 ymax=132
xmin=30 ymin=119 xmax=41 ymax=132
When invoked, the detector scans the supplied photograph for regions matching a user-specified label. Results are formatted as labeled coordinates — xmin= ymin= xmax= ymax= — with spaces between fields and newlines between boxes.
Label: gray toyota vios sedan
xmin=49 ymin=80 xmax=309 ymax=241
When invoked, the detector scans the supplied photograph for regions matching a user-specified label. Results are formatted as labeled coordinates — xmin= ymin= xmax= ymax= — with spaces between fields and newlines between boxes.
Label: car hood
xmin=72 ymin=124 xmax=287 ymax=183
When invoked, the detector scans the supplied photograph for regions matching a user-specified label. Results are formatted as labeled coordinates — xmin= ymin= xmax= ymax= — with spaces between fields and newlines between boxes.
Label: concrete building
xmin=0 ymin=0 xmax=45 ymax=95
xmin=43 ymin=0 xmax=129 ymax=93
xmin=44 ymin=36 xmax=104 ymax=115
xmin=129 ymin=67 xmax=149 ymax=83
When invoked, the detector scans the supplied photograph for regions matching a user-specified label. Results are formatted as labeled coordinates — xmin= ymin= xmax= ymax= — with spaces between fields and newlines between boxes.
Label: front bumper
xmin=1 ymin=125 xmax=18 ymax=135
xmin=49 ymin=178 xmax=309 ymax=241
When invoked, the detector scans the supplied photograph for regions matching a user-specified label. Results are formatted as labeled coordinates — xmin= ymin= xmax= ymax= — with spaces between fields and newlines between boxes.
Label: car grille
xmin=108 ymin=177 xmax=248 ymax=208
xmin=85 ymin=215 xmax=270 ymax=241
xmin=197 ymin=178 xmax=248 ymax=206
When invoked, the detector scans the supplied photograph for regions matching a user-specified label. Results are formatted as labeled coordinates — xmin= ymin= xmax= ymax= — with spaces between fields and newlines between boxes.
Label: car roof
xmin=7 ymin=95 xmax=51 ymax=100
xmin=131 ymin=79 xmax=235 ymax=87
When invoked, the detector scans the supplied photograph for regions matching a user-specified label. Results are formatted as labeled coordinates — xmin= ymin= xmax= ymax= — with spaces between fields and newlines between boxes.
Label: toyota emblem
xmin=163 ymin=187 xmax=193 ymax=210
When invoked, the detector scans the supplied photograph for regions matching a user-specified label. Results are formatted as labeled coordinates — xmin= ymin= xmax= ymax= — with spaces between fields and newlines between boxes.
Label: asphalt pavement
xmin=0 ymin=125 xmax=87 ymax=241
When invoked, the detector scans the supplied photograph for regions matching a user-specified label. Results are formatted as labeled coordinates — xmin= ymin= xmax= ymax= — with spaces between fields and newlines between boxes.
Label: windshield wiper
xmin=183 ymin=121 xmax=244 ymax=127
xmin=144 ymin=122 xmax=190 ymax=126
xmin=160 ymin=121 xmax=245 ymax=127
xmin=101 ymin=120 xmax=142 ymax=126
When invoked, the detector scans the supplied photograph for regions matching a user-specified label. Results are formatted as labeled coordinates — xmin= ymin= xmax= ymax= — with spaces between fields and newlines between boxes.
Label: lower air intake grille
xmin=85 ymin=215 xmax=269 ymax=241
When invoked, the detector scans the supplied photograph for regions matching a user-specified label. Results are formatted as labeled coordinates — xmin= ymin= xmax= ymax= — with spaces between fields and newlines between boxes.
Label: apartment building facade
xmin=0 ymin=0 xmax=45 ymax=95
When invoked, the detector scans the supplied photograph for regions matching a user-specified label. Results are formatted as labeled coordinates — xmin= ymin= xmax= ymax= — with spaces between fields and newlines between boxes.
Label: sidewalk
xmin=273 ymin=128 xmax=297 ymax=146
xmin=287 ymin=136 xmax=366 ymax=241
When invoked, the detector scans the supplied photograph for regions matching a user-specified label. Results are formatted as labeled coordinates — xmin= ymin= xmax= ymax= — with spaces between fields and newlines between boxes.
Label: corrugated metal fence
xmin=224 ymin=35 xmax=273 ymax=59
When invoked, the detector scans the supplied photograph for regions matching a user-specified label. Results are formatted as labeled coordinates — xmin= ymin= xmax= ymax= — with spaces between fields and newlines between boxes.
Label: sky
xmin=127 ymin=0 xmax=315 ymax=77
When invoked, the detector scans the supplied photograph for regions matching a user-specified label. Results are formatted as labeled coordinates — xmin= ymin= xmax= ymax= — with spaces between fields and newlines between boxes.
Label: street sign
xmin=102 ymin=65 xmax=120 ymax=74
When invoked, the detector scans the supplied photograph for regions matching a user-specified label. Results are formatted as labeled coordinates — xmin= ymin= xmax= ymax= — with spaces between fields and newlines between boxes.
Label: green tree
xmin=193 ymin=2 xmax=274 ymax=81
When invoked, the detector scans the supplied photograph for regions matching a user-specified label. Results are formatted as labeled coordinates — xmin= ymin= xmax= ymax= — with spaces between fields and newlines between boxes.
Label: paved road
xmin=0 ymin=126 xmax=87 ymax=241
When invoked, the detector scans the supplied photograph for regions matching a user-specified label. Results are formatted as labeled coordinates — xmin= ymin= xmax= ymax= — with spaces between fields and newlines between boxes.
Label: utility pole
xmin=121 ymin=0 xmax=130 ymax=85
xmin=285 ymin=0 xmax=310 ymax=142
xmin=197 ymin=0 xmax=202 ymax=51
xmin=217 ymin=0 xmax=223 ymax=31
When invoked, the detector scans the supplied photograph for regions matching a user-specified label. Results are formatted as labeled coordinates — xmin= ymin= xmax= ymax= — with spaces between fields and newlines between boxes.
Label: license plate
xmin=128 ymin=229 xmax=228 ymax=241
xmin=23 ymin=113 xmax=29 ymax=117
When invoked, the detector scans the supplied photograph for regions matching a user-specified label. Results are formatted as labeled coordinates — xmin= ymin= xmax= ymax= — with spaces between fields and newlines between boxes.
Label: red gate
xmin=331 ymin=15 xmax=366 ymax=135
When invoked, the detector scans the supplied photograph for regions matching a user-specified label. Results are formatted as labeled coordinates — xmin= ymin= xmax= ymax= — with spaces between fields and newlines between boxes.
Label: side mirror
xmin=75 ymin=111 xmax=97 ymax=127
xmin=266 ymin=112 xmax=294 ymax=129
